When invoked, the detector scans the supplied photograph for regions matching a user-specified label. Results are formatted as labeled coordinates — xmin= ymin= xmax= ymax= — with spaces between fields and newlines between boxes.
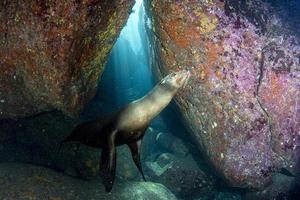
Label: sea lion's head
xmin=160 ymin=69 xmax=191 ymax=90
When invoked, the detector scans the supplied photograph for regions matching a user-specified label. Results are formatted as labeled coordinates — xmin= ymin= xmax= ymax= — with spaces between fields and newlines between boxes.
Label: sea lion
xmin=59 ymin=69 xmax=191 ymax=192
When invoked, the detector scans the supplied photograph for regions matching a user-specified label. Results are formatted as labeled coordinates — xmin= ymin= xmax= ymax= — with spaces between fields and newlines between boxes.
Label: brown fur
xmin=59 ymin=70 xmax=191 ymax=192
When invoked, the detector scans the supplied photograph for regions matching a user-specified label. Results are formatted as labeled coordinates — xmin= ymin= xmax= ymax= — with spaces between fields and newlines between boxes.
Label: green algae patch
xmin=199 ymin=14 xmax=218 ymax=34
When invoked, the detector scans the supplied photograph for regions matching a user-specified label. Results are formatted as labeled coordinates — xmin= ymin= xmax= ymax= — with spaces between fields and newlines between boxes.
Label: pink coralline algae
xmin=210 ymin=8 xmax=300 ymax=188
xmin=147 ymin=0 xmax=300 ymax=189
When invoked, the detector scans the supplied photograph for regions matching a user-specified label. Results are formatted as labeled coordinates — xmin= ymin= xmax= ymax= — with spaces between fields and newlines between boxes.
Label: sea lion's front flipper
xmin=100 ymin=130 xmax=117 ymax=192
xmin=128 ymin=140 xmax=146 ymax=181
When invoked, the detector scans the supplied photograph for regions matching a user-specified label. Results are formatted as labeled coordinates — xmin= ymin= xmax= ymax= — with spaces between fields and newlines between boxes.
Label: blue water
xmin=84 ymin=0 xmax=152 ymax=114
xmin=83 ymin=0 xmax=184 ymax=134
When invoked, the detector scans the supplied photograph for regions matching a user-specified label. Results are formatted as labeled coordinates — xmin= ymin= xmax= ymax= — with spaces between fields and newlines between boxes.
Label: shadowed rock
xmin=0 ymin=162 xmax=177 ymax=200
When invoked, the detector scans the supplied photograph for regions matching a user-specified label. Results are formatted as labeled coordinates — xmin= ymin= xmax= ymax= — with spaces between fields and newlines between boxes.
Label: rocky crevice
xmin=255 ymin=48 xmax=273 ymax=146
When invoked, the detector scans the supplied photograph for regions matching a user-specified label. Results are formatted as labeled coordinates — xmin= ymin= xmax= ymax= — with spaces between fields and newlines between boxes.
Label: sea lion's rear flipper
xmin=100 ymin=130 xmax=117 ymax=192
xmin=128 ymin=140 xmax=147 ymax=181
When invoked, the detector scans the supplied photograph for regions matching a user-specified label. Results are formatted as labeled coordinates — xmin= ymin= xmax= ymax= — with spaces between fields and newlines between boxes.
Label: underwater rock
xmin=194 ymin=191 xmax=241 ymax=200
xmin=1 ymin=111 xmax=103 ymax=180
xmin=146 ymin=0 xmax=300 ymax=190
xmin=116 ymin=145 xmax=140 ymax=181
xmin=145 ymin=153 xmax=214 ymax=199
xmin=243 ymin=173 xmax=299 ymax=200
xmin=145 ymin=153 xmax=175 ymax=177
xmin=141 ymin=127 xmax=190 ymax=161
xmin=0 ymin=0 xmax=134 ymax=119
xmin=0 ymin=119 xmax=15 ymax=144
xmin=12 ymin=111 xmax=78 ymax=172
xmin=120 ymin=182 xmax=177 ymax=200
xmin=212 ymin=192 xmax=242 ymax=200
xmin=71 ymin=146 xmax=100 ymax=179
xmin=141 ymin=126 xmax=162 ymax=161
xmin=0 ymin=162 xmax=177 ymax=200
xmin=155 ymin=131 xmax=189 ymax=157
xmin=225 ymin=0 xmax=300 ymax=36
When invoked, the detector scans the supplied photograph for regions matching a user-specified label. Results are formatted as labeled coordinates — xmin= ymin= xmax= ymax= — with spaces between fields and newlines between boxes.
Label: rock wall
xmin=0 ymin=0 xmax=134 ymax=119
xmin=146 ymin=0 xmax=300 ymax=190
xmin=0 ymin=162 xmax=178 ymax=200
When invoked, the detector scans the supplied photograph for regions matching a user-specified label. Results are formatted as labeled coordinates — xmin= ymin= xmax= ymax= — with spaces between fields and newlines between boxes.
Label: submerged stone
xmin=145 ymin=153 xmax=214 ymax=199
xmin=155 ymin=131 xmax=189 ymax=157
xmin=120 ymin=182 xmax=177 ymax=200
xmin=243 ymin=173 xmax=299 ymax=200
xmin=116 ymin=145 xmax=140 ymax=181
xmin=0 ymin=0 xmax=134 ymax=119
xmin=0 ymin=162 xmax=177 ymax=200
xmin=146 ymin=0 xmax=300 ymax=191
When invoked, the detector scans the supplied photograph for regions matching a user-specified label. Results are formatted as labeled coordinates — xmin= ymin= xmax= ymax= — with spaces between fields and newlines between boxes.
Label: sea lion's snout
xmin=175 ymin=69 xmax=191 ymax=88
xmin=183 ymin=70 xmax=191 ymax=88
xmin=162 ymin=70 xmax=191 ymax=90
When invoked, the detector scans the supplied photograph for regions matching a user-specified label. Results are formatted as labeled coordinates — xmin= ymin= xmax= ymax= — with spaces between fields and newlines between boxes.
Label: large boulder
xmin=243 ymin=174 xmax=300 ymax=200
xmin=145 ymin=0 xmax=300 ymax=190
xmin=145 ymin=153 xmax=214 ymax=199
xmin=3 ymin=111 xmax=97 ymax=178
xmin=0 ymin=0 xmax=134 ymax=119
xmin=116 ymin=145 xmax=140 ymax=181
xmin=120 ymin=182 xmax=177 ymax=200
xmin=0 ymin=162 xmax=177 ymax=200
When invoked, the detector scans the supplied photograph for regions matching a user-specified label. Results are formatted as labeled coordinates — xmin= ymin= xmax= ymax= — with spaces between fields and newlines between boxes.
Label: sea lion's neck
xmin=134 ymin=84 xmax=177 ymax=120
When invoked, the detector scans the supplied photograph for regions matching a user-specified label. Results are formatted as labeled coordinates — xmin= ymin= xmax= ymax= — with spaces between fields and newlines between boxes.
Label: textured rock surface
xmin=145 ymin=153 xmax=214 ymax=199
xmin=120 ymin=181 xmax=177 ymax=200
xmin=195 ymin=191 xmax=241 ymax=200
xmin=0 ymin=0 xmax=134 ymax=119
xmin=0 ymin=111 xmax=98 ymax=178
xmin=0 ymin=162 xmax=177 ymax=200
xmin=146 ymin=0 xmax=300 ymax=189
xmin=243 ymin=174 xmax=300 ymax=200
xmin=155 ymin=131 xmax=189 ymax=157
xmin=116 ymin=145 xmax=140 ymax=181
